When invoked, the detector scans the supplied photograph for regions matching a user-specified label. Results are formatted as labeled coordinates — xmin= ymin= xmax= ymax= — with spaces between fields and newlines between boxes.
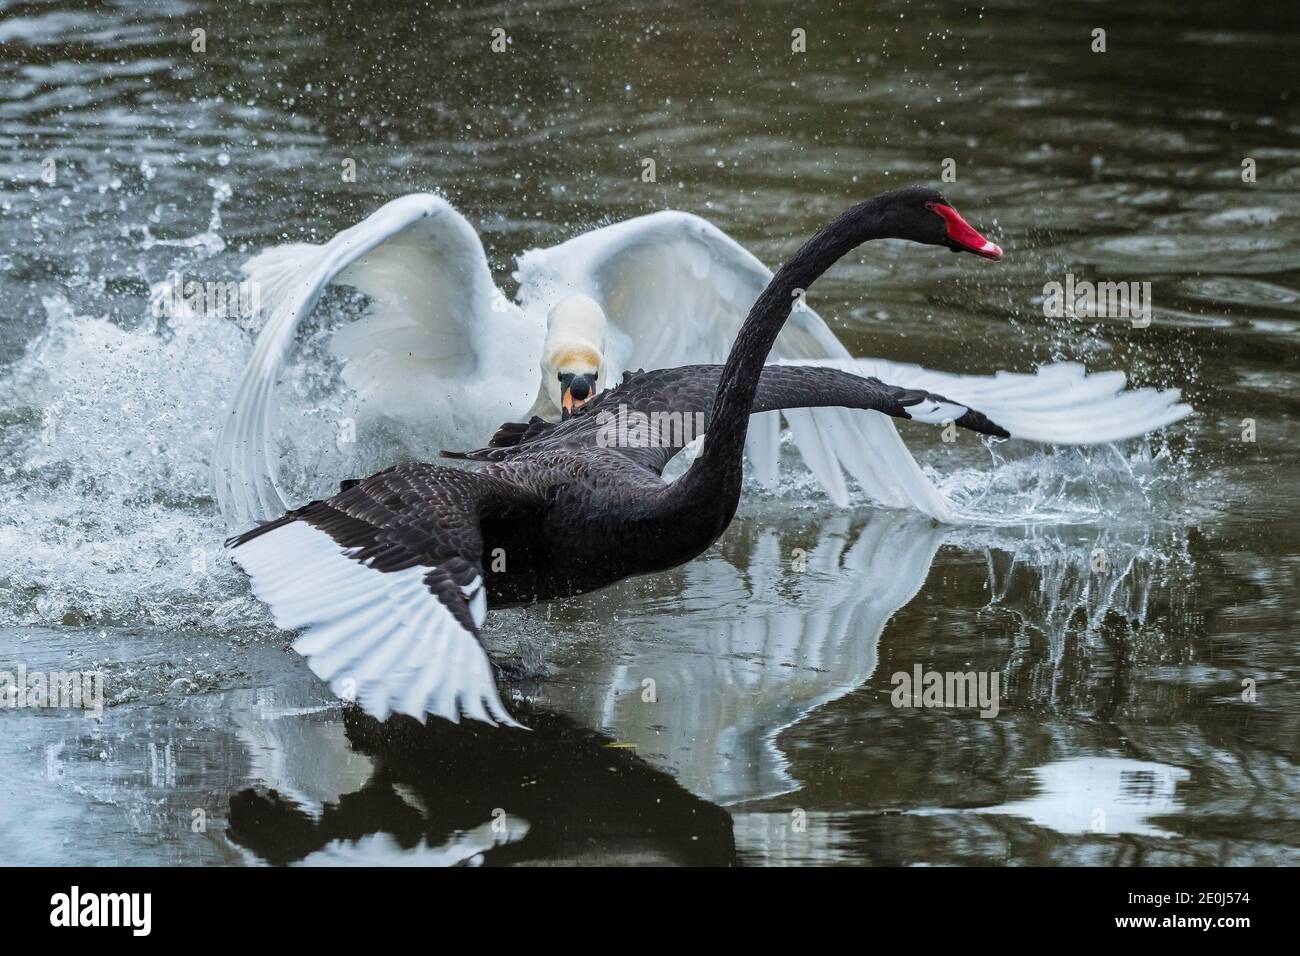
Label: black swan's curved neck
xmin=665 ymin=192 xmax=902 ymax=519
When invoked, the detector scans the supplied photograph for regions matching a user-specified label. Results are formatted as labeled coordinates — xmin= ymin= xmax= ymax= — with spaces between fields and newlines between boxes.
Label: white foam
xmin=0 ymin=290 xmax=370 ymax=630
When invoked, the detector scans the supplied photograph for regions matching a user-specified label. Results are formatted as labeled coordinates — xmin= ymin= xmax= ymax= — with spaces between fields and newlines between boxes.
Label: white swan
xmin=213 ymin=192 xmax=1191 ymax=526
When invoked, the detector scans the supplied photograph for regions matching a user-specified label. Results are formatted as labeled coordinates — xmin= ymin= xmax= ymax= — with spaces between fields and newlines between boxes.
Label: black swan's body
xmin=229 ymin=186 xmax=1004 ymax=726
xmin=452 ymin=363 xmax=1006 ymax=604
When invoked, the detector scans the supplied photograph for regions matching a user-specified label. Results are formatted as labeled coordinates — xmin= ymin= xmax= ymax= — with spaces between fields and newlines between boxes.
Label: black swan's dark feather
xmin=450 ymin=362 xmax=1009 ymax=475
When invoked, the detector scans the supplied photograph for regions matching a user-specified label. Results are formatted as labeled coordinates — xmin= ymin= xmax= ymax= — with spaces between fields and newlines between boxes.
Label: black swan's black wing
xmin=452 ymin=363 xmax=1009 ymax=474
xmin=227 ymin=461 xmax=546 ymax=727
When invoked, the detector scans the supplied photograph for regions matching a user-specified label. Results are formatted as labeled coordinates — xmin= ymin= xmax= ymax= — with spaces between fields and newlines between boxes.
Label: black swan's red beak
xmin=928 ymin=202 xmax=1003 ymax=260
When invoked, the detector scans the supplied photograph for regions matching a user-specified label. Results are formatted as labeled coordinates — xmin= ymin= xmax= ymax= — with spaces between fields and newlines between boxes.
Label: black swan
xmin=228 ymin=186 xmax=1005 ymax=727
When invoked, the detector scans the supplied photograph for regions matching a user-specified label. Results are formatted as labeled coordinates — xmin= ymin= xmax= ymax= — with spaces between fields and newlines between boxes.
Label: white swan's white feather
xmin=780 ymin=407 xmax=850 ymax=505
xmin=214 ymin=194 xmax=541 ymax=528
xmin=230 ymin=521 xmax=519 ymax=728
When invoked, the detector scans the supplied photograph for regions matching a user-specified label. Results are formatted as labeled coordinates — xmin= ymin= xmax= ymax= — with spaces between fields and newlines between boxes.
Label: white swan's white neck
xmin=528 ymin=294 xmax=609 ymax=418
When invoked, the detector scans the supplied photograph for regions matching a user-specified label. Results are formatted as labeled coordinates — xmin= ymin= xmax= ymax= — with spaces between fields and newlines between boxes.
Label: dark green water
xmin=1 ymin=0 xmax=1297 ymax=865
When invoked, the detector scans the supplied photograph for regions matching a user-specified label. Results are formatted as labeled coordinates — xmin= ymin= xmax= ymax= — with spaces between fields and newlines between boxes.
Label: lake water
xmin=1 ymin=0 xmax=1297 ymax=865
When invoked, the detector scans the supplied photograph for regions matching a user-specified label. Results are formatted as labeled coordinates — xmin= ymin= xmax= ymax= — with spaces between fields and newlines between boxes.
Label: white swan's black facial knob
xmin=569 ymin=375 xmax=593 ymax=401
xmin=559 ymin=372 xmax=598 ymax=413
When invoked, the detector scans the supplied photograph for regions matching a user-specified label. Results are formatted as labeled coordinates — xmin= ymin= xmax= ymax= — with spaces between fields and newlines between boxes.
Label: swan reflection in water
xmin=553 ymin=511 xmax=950 ymax=805
xmin=228 ymin=704 xmax=737 ymax=866
xmin=227 ymin=508 xmax=1192 ymax=865
xmin=977 ymin=757 xmax=1191 ymax=839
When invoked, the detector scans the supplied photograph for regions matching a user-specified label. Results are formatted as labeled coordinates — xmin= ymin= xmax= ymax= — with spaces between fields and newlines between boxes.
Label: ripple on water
xmin=1081 ymin=233 xmax=1298 ymax=275
xmin=1179 ymin=275 xmax=1300 ymax=312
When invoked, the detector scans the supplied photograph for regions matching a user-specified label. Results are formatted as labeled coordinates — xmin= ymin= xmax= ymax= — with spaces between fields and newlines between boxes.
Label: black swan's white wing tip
xmin=231 ymin=520 xmax=523 ymax=730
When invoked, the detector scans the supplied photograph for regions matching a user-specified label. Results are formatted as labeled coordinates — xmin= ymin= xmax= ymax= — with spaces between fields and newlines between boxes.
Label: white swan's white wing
xmin=214 ymin=193 xmax=507 ymax=527
xmin=516 ymin=210 xmax=845 ymax=372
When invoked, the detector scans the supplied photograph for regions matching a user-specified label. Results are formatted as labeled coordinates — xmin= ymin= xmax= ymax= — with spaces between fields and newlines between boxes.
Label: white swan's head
xmin=540 ymin=294 xmax=607 ymax=413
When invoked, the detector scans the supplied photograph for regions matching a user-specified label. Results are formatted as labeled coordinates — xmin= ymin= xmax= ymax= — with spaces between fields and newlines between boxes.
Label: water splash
xmin=971 ymin=522 xmax=1191 ymax=659
xmin=937 ymin=436 xmax=1189 ymax=526
xmin=136 ymin=178 xmax=232 ymax=257
xmin=0 ymin=294 xmax=255 ymax=628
